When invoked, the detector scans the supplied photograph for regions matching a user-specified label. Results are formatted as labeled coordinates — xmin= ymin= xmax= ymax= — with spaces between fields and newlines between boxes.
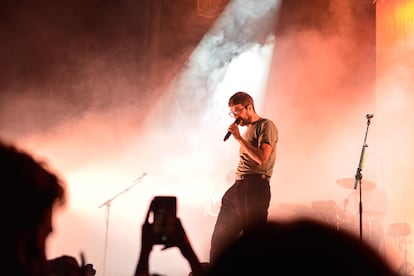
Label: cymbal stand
xmin=399 ymin=239 xmax=414 ymax=276
xmin=353 ymin=114 xmax=373 ymax=242
xmin=98 ymin=172 xmax=147 ymax=276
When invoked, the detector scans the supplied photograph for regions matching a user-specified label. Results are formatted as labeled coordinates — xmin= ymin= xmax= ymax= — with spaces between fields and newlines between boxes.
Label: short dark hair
xmin=0 ymin=140 xmax=66 ymax=232
xmin=228 ymin=91 xmax=254 ymax=108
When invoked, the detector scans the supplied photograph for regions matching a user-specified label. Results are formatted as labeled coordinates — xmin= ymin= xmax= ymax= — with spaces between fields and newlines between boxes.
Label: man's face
xmin=37 ymin=208 xmax=53 ymax=255
xmin=229 ymin=104 xmax=250 ymax=126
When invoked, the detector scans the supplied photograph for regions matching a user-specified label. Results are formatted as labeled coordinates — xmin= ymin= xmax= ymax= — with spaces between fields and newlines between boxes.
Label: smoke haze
xmin=1 ymin=0 xmax=414 ymax=275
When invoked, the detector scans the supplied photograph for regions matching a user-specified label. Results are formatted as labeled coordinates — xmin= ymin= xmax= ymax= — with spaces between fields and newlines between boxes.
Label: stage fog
xmin=1 ymin=0 xmax=413 ymax=275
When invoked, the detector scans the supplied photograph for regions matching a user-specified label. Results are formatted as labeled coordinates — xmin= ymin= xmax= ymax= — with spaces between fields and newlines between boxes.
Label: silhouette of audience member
xmin=134 ymin=197 xmax=206 ymax=276
xmin=207 ymin=218 xmax=398 ymax=276
xmin=0 ymin=139 xmax=95 ymax=276
xmin=48 ymin=255 xmax=96 ymax=276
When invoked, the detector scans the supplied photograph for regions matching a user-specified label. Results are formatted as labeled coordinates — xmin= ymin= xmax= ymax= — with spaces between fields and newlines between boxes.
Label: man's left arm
xmin=245 ymin=120 xmax=277 ymax=165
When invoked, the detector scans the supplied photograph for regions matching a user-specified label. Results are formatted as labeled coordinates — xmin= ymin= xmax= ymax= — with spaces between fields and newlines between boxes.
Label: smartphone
xmin=147 ymin=196 xmax=177 ymax=244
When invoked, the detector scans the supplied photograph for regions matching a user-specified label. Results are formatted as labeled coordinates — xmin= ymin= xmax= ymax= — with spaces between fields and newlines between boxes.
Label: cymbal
xmin=336 ymin=178 xmax=376 ymax=190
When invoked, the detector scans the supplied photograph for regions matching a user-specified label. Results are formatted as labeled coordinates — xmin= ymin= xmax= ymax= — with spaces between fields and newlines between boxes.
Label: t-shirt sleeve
xmin=259 ymin=119 xmax=278 ymax=147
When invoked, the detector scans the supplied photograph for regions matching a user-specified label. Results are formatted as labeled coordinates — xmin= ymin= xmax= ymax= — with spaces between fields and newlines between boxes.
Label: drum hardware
xmin=336 ymin=177 xmax=377 ymax=240
xmin=388 ymin=223 xmax=413 ymax=276
xmin=337 ymin=182 xmax=387 ymax=253
xmin=311 ymin=200 xmax=344 ymax=230
xmin=336 ymin=178 xmax=376 ymax=190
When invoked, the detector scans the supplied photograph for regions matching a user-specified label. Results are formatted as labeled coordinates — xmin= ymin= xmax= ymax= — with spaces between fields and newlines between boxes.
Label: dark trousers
xmin=209 ymin=174 xmax=271 ymax=263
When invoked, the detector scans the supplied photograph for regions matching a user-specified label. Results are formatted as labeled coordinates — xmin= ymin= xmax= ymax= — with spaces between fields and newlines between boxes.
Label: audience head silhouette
xmin=0 ymin=139 xmax=66 ymax=275
xmin=208 ymin=218 xmax=397 ymax=276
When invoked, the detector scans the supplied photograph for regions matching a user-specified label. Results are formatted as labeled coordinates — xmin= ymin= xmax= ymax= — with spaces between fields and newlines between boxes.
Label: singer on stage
xmin=209 ymin=91 xmax=278 ymax=264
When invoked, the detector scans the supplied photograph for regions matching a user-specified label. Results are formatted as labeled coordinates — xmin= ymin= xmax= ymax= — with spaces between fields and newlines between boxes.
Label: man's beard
xmin=239 ymin=116 xmax=251 ymax=126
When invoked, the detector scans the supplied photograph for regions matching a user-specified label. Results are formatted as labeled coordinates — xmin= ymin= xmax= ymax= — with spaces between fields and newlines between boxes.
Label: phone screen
xmin=149 ymin=196 xmax=177 ymax=244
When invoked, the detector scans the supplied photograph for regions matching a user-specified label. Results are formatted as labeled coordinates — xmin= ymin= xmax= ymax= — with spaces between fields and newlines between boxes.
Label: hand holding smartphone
xmin=136 ymin=196 xmax=205 ymax=276
xmin=146 ymin=196 xmax=177 ymax=244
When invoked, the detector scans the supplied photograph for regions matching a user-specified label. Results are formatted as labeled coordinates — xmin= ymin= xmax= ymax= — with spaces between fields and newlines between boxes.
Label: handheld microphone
xmin=366 ymin=113 xmax=374 ymax=119
xmin=223 ymin=118 xmax=240 ymax=142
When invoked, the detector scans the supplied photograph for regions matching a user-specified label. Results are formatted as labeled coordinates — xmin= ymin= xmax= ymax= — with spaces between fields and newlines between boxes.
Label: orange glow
xmin=376 ymin=0 xmax=414 ymax=271
xmin=377 ymin=0 xmax=414 ymax=46
xmin=395 ymin=1 xmax=414 ymax=34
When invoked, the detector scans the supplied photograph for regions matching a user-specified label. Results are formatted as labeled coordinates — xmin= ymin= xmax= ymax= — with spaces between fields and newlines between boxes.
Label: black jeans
xmin=209 ymin=174 xmax=271 ymax=263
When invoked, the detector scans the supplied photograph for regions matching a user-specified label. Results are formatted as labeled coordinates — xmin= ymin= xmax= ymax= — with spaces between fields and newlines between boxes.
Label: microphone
xmin=366 ymin=113 xmax=374 ymax=119
xmin=223 ymin=118 xmax=240 ymax=142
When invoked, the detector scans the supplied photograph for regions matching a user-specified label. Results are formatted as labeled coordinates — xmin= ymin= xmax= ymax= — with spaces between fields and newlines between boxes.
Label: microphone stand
xmin=98 ymin=172 xmax=147 ymax=276
xmin=353 ymin=115 xmax=373 ymax=242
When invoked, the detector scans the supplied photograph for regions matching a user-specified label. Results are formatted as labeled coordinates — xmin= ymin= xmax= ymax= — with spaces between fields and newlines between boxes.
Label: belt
xmin=235 ymin=174 xmax=271 ymax=181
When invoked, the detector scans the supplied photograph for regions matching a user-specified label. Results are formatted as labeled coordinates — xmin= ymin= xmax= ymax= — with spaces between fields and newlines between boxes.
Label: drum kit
xmin=335 ymin=178 xmax=386 ymax=249
xmin=387 ymin=223 xmax=414 ymax=275
xmin=280 ymin=177 xmax=386 ymax=252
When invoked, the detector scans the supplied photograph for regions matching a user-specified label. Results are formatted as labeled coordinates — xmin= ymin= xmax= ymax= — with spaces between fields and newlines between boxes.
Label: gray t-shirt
xmin=236 ymin=118 xmax=278 ymax=177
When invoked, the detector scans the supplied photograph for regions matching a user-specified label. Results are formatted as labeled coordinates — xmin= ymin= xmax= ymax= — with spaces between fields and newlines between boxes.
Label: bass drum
xmin=346 ymin=188 xmax=388 ymax=216
xmin=337 ymin=212 xmax=385 ymax=255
